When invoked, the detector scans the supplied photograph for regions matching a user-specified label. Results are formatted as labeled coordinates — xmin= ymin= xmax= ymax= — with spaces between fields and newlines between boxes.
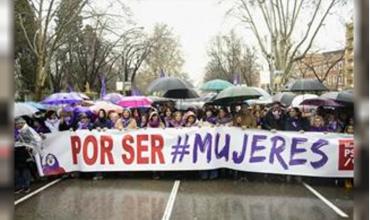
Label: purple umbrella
xmin=102 ymin=93 xmax=124 ymax=103
xmin=299 ymin=97 xmax=344 ymax=107
xmin=41 ymin=92 xmax=83 ymax=105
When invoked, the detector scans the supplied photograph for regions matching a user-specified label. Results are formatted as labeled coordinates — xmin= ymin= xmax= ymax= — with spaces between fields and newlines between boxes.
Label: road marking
xmin=162 ymin=180 xmax=180 ymax=220
xmin=302 ymin=182 xmax=349 ymax=218
xmin=15 ymin=178 xmax=63 ymax=206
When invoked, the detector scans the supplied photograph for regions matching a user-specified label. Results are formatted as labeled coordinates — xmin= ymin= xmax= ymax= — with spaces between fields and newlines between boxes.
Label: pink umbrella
xmin=117 ymin=96 xmax=153 ymax=108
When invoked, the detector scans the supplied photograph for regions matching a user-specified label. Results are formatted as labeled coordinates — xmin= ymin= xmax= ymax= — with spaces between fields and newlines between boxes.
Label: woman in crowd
xmin=76 ymin=113 xmax=94 ymax=130
xmin=202 ymin=109 xmax=217 ymax=126
xmin=59 ymin=111 xmax=74 ymax=131
xmin=32 ymin=117 xmax=50 ymax=134
xmin=310 ymin=116 xmax=327 ymax=132
xmin=132 ymin=109 xmax=141 ymax=126
xmin=263 ymin=102 xmax=286 ymax=131
xmin=147 ymin=111 xmax=165 ymax=128
xmin=216 ymin=108 xmax=232 ymax=126
xmin=44 ymin=110 xmax=60 ymax=132
xmin=184 ymin=111 xmax=198 ymax=127
xmin=93 ymin=109 xmax=113 ymax=129
xmin=284 ymin=107 xmax=307 ymax=132
xmin=139 ymin=113 xmax=148 ymax=128
xmin=162 ymin=107 xmax=173 ymax=127
xmin=170 ymin=111 xmax=184 ymax=128
xmin=115 ymin=109 xmax=137 ymax=130
xmin=326 ymin=113 xmax=340 ymax=132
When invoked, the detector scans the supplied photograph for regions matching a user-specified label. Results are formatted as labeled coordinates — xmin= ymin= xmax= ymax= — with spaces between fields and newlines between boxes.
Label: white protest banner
xmin=35 ymin=127 xmax=354 ymax=177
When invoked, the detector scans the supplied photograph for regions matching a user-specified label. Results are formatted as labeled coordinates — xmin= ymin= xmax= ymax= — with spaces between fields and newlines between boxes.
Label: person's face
xmin=219 ymin=110 xmax=226 ymax=118
xmin=175 ymin=113 xmax=182 ymax=122
xmin=313 ymin=118 xmax=322 ymax=127
xmin=110 ymin=113 xmax=119 ymax=122
xmin=206 ymin=111 xmax=212 ymax=117
xmin=99 ymin=111 xmax=105 ymax=118
xmin=15 ymin=122 xmax=24 ymax=130
xmin=289 ymin=109 xmax=297 ymax=118
xmin=272 ymin=104 xmax=280 ymax=111
xmin=236 ymin=116 xmax=242 ymax=124
xmin=123 ymin=111 xmax=130 ymax=118
xmin=81 ymin=116 xmax=89 ymax=123
xmin=50 ymin=113 xmax=57 ymax=120
xmin=152 ymin=115 xmax=158 ymax=121
xmin=141 ymin=115 xmax=147 ymax=122
xmin=346 ymin=126 xmax=354 ymax=134
xmin=349 ymin=118 xmax=354 ymax=125
xmin=255 ymin=111 xmax=261 ymax=117
xmin=34 ymin=121 xmax=41 ymax=127
xmin=133 ymin=110 xmax=139 ymax=117
xmin=165 ymin=110 xmax=172 ymax=117
xmin=188 ymin=116 xmax=195 ymax=123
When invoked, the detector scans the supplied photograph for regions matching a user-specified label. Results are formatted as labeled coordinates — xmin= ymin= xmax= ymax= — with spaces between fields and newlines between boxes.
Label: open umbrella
xmin=148 ymin=96 xmax=175 ymax=103
xmin=147 ymin=77 xmax=192 ymax=94
xmin=117 ymin=96 xmax=153 ymax=108
xmin=15 ymin=102 xmax=39 ymax=118
xmin=245 ymin=87 xmax=271 ymax=105
xmin=90 ymin=101 xmax=123 ymax=114
xmin=24 ymin=101 xmax=46 ymax=110
xmin=272 ymin=92 xmax=297 ymax=106
xmin=320 ymin=91 xmax=353 ymax=104
xmin=102 ymin=93 xmax=124 ymax=103
xmin=70 ymin=92 xmax=90 ymax=100
xmin=212 ymin=85 xmax=262 ymax=105
xmin=299 ymin=97 xmax=343 ymax=107
xmin=291 ymin=94 xmax=318 ymax=107
xmin=283 ymin=79 xmax=329 ymax=92
xmin=41 ymin=92 xmax=83 ymax=105
xmin=200 ymin=79 xmax=233 ymax=92
xmin=163 ymin=89 xmax=199 ymax=99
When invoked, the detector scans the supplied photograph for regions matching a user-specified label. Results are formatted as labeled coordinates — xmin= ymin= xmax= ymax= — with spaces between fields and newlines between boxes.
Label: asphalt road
xmin=14 ymin=175 xmax=353 ymax=220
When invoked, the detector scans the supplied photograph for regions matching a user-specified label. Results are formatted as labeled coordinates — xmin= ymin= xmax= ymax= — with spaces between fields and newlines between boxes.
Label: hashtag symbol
xmin=171 ymin=135 xmax=190 ymax=163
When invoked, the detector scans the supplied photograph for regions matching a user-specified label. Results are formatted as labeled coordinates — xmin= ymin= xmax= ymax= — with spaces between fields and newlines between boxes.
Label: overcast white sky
xmin=96 ymin=0 xmax=353 ymax=86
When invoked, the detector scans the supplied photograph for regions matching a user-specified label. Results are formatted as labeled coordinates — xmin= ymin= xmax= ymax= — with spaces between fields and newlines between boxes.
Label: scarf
xmin=170 ymin=119 xmax=184 ymax=128
xmin=148 ymin=119 xmax=161 ymax=128
xmin=78 ymin=121 xmax=90 ymax=130
xmin=121 ymin=117 xmax=131 ymax=128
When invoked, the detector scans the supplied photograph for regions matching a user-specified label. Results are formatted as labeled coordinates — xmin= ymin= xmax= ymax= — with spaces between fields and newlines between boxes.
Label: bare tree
xmin=203 ymin=31 xmax=260 ymax=86
xmin=227 ymin=0 xmax=344 ymax=88
xmin=17 ymin=0 xmax=89 ymax=99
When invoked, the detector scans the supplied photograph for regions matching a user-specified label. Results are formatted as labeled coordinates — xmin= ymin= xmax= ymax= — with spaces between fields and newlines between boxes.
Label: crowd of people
xmin=14 ymin=101 xmax=354 ymax=192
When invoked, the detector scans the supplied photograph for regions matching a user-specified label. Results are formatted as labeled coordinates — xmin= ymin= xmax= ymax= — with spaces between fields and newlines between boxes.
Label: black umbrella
xmin=147 ymin=77 xmax=193 ymax=94
xmin=272 ymin=92 xmax=297 ymax=106
xmin=320 ymin=91 xmax=353 ymax=104
xmin=163 ymin=89 xmax=199 ymax=99
xmin=212 ymin=85 xmax=262 ymax=105
xmin=283 ymin=79 xmax=329 ymax=92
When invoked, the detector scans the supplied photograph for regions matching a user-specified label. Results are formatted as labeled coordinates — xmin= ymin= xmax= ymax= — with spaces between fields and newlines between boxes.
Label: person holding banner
xmin=147 ymin=111 xmax=165 ymax=128
xmin=216 ymin=108 xmax=232 ymax=126
xmin=310 ymin=116 xmax=327 ymax=132
xmin=162 ymin=107 xmax=173 ymax=127
xmin=76 ymin=113 xmax=93 ymax=130
xmin=262 ymin=102 xmax=286 ymax=131
xmin=115 ymin=109 xmax=137 ymax=130
xmin=201 ymin=109 xmax=217 ymax=126
xmin=170 ymin=111 xmax=184 ymax=128
xmin=93 ymin=109 xmax=113 ymax=129
xmin=184 ymin=111 xmax=199 ymax=127
xmin=284 ymin=107 xmax=307 ymax=132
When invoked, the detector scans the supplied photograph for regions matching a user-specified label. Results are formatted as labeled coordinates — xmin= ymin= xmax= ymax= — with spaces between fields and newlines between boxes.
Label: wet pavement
xmin=15 ymin=177 xmax=353 ymax=220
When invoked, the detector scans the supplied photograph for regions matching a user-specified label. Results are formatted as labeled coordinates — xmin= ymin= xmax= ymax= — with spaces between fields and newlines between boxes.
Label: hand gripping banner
xmin=35 ymin=127 xmax=354 ymax=177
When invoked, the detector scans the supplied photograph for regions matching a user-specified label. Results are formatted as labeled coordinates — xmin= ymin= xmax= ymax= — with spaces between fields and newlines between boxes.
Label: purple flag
xmin=67 ymin=83 xmax=74 ymax=92
xmin=131 ymin=87 xmax=142 ymax=96
xmin=233 ymin=73 xmax=240 ymax=85
xmin=100 ymin=75 xmax=106 ymax=99
xmin=160 ymin=69 xmax=165 ymax=78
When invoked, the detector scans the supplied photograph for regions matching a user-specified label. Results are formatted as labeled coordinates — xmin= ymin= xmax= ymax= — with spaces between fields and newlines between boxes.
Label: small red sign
xmin=338 ymin=139 xmax=354 ymax=170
